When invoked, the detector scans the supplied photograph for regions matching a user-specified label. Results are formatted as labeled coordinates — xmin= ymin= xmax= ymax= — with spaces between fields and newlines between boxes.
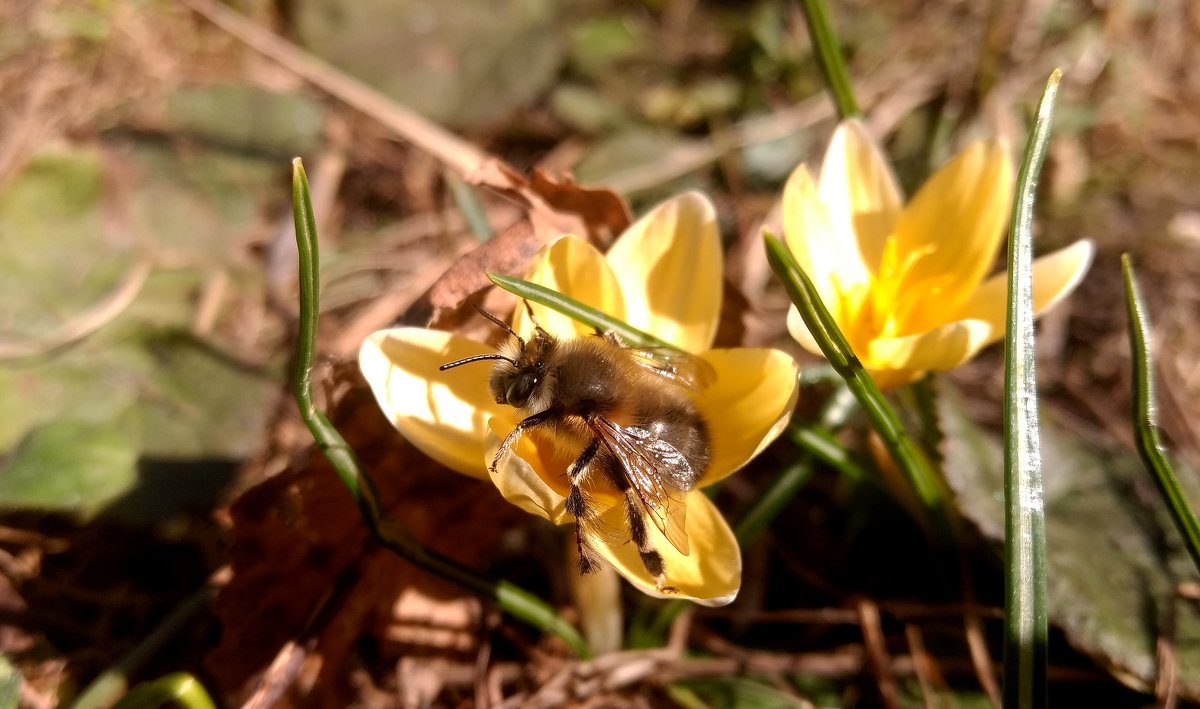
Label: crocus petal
xmin=817 ymin=119 xmax=903 ymax=277
xmin=360 ymin=328 xmax=500 ymax=479
xmin=590 ymin=491 xmax=741 ymax=606
xmin=889 ymin=139 xmax=1014 ymax=326
xmin=957 ymin=239 xmax=1095 ymax=344
xmin=782 ymin=166 xmax=846 ymax=324
xmin=484 ymin=423 xmax=573 ymax=524
xmin=696 ymin=348 xmax=799 ymax=486
xmin=485 ymin=418 xmax=628 ymax=525
xmin=867 ymin=319 xmax=994 ymax=381
xmin=605 ymin=192 xmax=722 ymax=352
xmin=511 ymin=235 xmax=625 ymax=341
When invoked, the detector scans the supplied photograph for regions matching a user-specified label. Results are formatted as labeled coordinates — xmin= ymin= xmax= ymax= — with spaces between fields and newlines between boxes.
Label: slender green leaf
xmin=1002 ymin=69 xmax=1060 ymax=709
xmin=290 ymin=160 xmax=589 ymax=657
xmin=763 ymin=233 xmax=954 ymax=542
xmin=110 ymin=673 xmax=216 ymax=709
xmin=488 ymin=272 xmax=668 ymax=348
xmin=1122 ymin=254 xmax=1200 ymax=574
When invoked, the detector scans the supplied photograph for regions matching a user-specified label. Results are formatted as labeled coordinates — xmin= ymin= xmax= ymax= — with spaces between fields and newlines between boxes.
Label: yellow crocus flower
xmin=784 ymin=119 xmax=1093 ymax=389
xmin=360 ymin=192 xmax=799 ymax=605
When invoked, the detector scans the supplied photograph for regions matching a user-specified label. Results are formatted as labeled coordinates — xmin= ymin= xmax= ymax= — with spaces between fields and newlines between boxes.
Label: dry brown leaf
xmin=402 ymin=165 xmax=632 ymax=329
xmin=208 ymin=377 xmax=528 ymax=706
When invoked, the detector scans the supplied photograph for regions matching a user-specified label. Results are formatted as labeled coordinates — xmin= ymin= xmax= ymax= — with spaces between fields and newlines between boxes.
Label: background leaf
xmin=941 ymin=385 xmax=1200 ymax=697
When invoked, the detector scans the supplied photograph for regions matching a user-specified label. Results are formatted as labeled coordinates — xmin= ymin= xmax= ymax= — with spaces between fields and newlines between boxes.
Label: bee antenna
xmin=472 ymin=304 xmax=524 ymax=346
xmin=439 ymin=353 xmax=515 ymax=371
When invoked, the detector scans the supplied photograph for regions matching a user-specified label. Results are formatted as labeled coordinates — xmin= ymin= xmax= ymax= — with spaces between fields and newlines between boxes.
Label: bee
xmin=439 ymin=305 xmax=712 ymax=591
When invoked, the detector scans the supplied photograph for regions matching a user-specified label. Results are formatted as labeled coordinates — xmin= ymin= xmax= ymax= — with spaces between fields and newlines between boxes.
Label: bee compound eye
xmin=505 ymin=375 xmax=537 ymax=408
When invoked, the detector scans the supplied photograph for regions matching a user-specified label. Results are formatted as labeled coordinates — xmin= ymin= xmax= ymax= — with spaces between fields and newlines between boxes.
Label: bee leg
xmin=566 ymin=439 xmax=602 ymax=574
xmin=624 ymin=491 xmax=677 ymax=593
xmin=490 ymin=410 xmax=554 ymax=474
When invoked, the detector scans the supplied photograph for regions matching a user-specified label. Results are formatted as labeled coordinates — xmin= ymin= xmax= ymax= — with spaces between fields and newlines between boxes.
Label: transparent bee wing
xmin=623 ymin=347 xmax=717 ymax=393
xmin=588 ymin=418 xmax=692 ymax=556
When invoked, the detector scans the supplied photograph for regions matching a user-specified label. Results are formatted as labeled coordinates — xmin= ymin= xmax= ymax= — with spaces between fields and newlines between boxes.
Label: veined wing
xmin=588 ymin=417 xmax=692 ymax=556
xmin=623 ymin=346 xmax=716 ymax=393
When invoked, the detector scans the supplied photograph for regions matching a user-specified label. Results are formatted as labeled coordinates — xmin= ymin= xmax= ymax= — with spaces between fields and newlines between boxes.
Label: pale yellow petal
xmin=359 ymin=328 xmax=500 ymax=479
xmin=957 ymin=239 xmax=1095 ymax=344
xmin=484 ymin=417 xmax=627 ymax=525
xmin=782 ymin=166 xmax=844 ymax=322
xmin=696 ymin=348 xmax=799 ymax=486
xmin=889 ymin=139 xmax=1014 ymax=328
xmin=866 ymin=319 xmax=994 ymax=379
xmin=511 ymin=235 xmax=625 ymax=340
xmin=590 ymin=491 xmax=741 ymax=606
xmin=817 ymin=119 xmax=903 ymax=276
xmin=484 ymin=422 xmax=573 ymax=524
xmin=605 ymin=192 xmax=721 ymax=352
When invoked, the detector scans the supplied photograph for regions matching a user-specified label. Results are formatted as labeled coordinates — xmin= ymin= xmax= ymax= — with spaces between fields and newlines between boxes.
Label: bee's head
xmin=438 ymin=303 xmax=555 ymax=410
xmin=488 ymin=328 xmax=555 ymax=409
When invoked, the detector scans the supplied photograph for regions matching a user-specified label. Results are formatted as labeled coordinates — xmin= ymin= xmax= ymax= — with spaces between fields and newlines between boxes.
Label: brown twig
xmin=179 ymin=0 xmax=487 ymax=178
xmin=960 ymin=556 xmax=1002 ymax=707
xmin=856 ymin=598 xmax=899 ymax=709
xmin=904 ymin=623 xmax=942 ymax=709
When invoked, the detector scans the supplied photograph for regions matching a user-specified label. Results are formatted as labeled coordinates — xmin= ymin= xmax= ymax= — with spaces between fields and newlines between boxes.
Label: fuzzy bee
xmin=440 ymin=306 xmax=712 ymax=590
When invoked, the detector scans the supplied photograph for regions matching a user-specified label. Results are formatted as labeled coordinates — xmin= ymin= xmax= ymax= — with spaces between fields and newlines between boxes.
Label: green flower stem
xmin=68 ymin=588 xmax=211 ymax=709
xmin=1122 ymin=255 xmax=1200 ymax=574
xmin=799 ymin=0 xmax=860 ymax=119
xmin=1002 ymin=70 xmax=1061 ymax=709
xmin=763 ymin=234 xmax=954 ymax=543
xmin=110 ymin=674 xmax=216 ymax=709
xmin=290 ymin=159 xmax=589 ymax=658
xmin=488 ymin=273 xmax=670 ymax=348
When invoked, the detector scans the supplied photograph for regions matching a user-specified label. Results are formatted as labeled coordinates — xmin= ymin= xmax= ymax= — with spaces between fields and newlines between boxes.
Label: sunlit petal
xmin=484 ymin=423 xmax=573 ymax=524
xmin=605 ymin=192 xmax=722 ymax=352
xmin=510 ymin=235 xmax=626 ymax=341
xmin=360 ymin=328 xmax=500 ymax=479
xmin=590 ymin=491 xmax=741 ymax=606
xmin=782 ymin=166 xmax=844 ymax=321
xmin=867 ymin=319 xmax=994 ymax=377
xmin=485 ymin=418 xmax=627 ymax=525
xmin=889 ymin=139 xmax=1014 ymax=325
xmin=957 ymin=239 xmax=1096 ymax=343
xmin=818 ymin=119 xmax=903 ymax=276
xmin=696 ymin=348 xmax=799 ymax=486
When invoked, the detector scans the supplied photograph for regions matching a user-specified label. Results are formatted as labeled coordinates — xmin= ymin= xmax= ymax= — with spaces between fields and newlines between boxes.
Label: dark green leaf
xmin=941 ymin=386 xmax=1200 ymax=699
xmin=0 ymin=419 xmax=138 ymax=519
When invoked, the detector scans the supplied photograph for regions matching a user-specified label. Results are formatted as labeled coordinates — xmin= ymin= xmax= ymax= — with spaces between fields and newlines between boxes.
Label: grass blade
xmin=110 ymin=673 xmax=216 ymax=709
xmin=1002 ymin=69 xmax=1061 ymax=709
xmin=488 ymin=272 xmax=669 ymax=348
xmin=1122 ymin=254 xmax=1200 ymax=574
xmin=290 ymin=159 xmax=589 ymax=657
